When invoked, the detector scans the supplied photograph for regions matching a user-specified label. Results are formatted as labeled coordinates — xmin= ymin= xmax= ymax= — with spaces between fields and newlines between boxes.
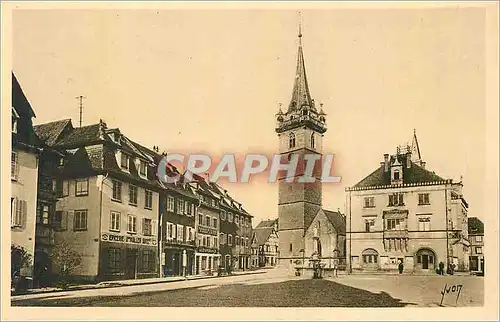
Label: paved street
xmin=12 ymin=270 xmax=483 ymax=307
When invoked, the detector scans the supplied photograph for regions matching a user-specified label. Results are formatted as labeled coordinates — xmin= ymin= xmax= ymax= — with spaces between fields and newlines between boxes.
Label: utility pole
xmin=75 ymin=95 xmax=86 ymax=128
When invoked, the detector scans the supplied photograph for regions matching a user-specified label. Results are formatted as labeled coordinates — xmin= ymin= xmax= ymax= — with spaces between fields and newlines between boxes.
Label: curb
xmin=11 ymin=270 xmax=266 ymax=301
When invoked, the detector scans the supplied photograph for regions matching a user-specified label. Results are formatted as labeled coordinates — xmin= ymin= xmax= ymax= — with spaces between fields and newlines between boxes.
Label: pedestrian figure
xmin=398 ymin=260 xmax=404 ymax=274
xmin=439 ymin=262 xmax=445 ymax=275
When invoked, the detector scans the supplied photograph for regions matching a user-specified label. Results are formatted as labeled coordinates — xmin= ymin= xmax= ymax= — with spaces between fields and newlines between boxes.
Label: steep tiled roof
xmin=253 ymin=227 xmax=274 ymax=246
xmin=468 ymin=217 xmax=484 ymax=235
xmin=255 ymin=219 xmax=277 ymax=229
xmin=34 ymin=119 xmax=72 ymax=146
xmin=323 ymin=209 xmax=346 ymax=235
xmin=12 ymin=73 xmax=35 ymax=118
xmin=12 ymin=73 xmax=42 ymax=149
xmin=55 ymin=123 xmax=102 ymax=147
xmin=354 ymin=156 xmax=445 ymax=188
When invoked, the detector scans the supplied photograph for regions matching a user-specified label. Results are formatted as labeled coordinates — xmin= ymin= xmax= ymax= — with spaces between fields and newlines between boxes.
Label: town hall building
xmin=346 ymin=131 xmax=470 ymax=274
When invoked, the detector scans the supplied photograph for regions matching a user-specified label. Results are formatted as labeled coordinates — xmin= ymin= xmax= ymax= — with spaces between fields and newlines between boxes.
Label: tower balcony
xmin=276 ymin=114 xmax=327 ymax=134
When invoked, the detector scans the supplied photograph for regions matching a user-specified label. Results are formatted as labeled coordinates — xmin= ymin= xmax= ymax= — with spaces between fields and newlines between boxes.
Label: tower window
xmin=289 ymin=132 xmax=296 ymax=149
xmin=289 ymin=243 xmax=293 ymax=252
xmin=311 ymin=133 xmax=315 ymax=149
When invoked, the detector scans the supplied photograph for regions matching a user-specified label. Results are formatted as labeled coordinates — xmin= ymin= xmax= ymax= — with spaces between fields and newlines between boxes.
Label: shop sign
xmin=101 ymin=233 xmax=157 ymax=246
xmin=197 ymin=246 xmax=218 ymax=254
xmin=198 ymin=226 xmax=218 ymax=236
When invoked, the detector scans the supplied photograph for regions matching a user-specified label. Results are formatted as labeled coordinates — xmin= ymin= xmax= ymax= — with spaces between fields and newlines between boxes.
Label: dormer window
xmin=120 ymin=153 xmax=129 ymax=170
xmin=139 ymin=160 xmax=147 ymax=177
xmin=113 ymin=133 xmax=121 ymax=144
xmin=394 ymin=171 xmax=400 ymax=181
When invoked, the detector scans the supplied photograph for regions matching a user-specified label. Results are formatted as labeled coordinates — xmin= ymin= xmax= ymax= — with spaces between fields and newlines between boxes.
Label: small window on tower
xmin=289 ymin=132 xmax=296 ymax=149
xmin=311 ymin=133 xmax=315 ymax=149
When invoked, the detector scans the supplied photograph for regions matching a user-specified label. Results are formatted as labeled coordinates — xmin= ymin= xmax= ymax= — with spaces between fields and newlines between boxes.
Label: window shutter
xmin=142 ymin=218 xmax=146 ymax=235
xmin=173 ymin=224 xmax=177 ymax=239
xmin=21 ymin=200 xmax=27 ymax=228
xmin=152 ymin=220 xmax=157 ymax=236
xmin=109 ymin=213 xmax=114 ymax=231
xmin=11 ymin=198 xmax=17 ymax=227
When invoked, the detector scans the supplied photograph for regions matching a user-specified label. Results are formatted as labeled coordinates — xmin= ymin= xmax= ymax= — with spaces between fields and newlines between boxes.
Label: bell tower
xmin=275 ymin=24 xmax=327 ymax=271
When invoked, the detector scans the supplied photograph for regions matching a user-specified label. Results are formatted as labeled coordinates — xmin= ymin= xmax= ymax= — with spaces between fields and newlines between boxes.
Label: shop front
xmin=163 ymin=246 xmax=195 ymax=276
xmin=195 ymin=247 xmax=220 ymax=275
xmin=99 ymin=232 xmax=158 ymax=281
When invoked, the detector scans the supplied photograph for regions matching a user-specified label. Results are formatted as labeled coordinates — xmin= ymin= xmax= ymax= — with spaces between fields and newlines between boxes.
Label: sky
xmin=12 ymin=7 xmax=486 ymax=225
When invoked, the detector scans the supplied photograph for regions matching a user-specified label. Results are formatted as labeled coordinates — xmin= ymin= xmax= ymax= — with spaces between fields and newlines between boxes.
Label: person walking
xmin=439 ymin=262 xmax=445 ymax=275
xmin=398 ymin=260 xmax=404 ymax=274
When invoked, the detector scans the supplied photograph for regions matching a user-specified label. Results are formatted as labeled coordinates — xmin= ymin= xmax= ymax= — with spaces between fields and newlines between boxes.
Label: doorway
xmin=415 ymin=248 xmax=435 ymax=271
xmin=125 ymin=249 xmax=138 ymax=279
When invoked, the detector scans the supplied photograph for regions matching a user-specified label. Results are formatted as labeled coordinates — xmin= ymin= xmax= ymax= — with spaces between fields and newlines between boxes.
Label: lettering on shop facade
xmin=197 ymin=246 xmax=218 ymax=254
xmin=198 ymin=226 xmax=218 ymax=236
xmin=101 ymin=233 xmax=157 ymax=246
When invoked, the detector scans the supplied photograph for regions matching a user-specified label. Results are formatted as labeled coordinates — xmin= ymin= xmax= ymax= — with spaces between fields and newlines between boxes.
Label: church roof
xmin=288 ymin=27 xmax=313 ymax=112
xmin=323 ymin=209 xmax=346 ymax=235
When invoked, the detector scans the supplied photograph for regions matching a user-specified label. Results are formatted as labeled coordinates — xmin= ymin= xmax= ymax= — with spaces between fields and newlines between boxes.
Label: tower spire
xmin=410 ymin=128 xmax=422 ymax=164
xmin=288 ymin=15 xmax=313 ymax=112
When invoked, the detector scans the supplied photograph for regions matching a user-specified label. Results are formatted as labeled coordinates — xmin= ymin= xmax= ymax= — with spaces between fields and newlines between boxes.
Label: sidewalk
xmin=345 ymin=270 xmax=474 ymax=277
xmin=12 ymin=269 xmax=266 ymax=298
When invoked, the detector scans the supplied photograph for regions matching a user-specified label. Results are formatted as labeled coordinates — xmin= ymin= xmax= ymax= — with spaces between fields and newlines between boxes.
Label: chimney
xmin=406 ymin=153 xmax=411 ymax=169
xmin=384 ymin=154 xmax=389 ymax=172
xmin=421 ymin=161 xmax=426 ymax=169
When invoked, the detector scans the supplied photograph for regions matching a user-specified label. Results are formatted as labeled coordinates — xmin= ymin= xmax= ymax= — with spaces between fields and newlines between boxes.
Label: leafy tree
xmin=11 ymin=244 xmax=32 ymax=276
xmin=51 ymin=239 xmax=82 ymax=288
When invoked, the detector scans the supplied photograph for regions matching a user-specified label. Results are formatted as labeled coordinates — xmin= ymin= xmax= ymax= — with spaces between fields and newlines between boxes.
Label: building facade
xmin=35 ymin=119 xmax=160 ymax=282
xmin=346 ymin=132 xmax=470 ymax=274
xmin=158 ymin=165 xmax=197 ymax=277
xmin=468 ymin=217 xmax=484 ymax=274
xmin=11 ymin=73 xmax=42 ymax=283
xmin=32 ymin=145 xmax=65 ymax=287
xmin=252 ymin=219 xmax=279 ymax=268
xmin=275 ymin=29 xmax=328 ymax=272
xmin=192 ymin=176 xmax=220 ymax=275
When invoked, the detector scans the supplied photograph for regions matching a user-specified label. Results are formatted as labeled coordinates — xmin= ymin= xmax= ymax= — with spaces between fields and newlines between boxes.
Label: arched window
xmin=311 ymin=133 xmax=315 ymax=149
xmin=289 ymin=132 xmax=296 ymax=149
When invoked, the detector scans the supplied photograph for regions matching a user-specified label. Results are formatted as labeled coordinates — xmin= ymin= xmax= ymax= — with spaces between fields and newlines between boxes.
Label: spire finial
xmin=413 ymin=128 xmax=416 ymax=136
xmin=298 ymin=11 xmax=303 ymax=45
